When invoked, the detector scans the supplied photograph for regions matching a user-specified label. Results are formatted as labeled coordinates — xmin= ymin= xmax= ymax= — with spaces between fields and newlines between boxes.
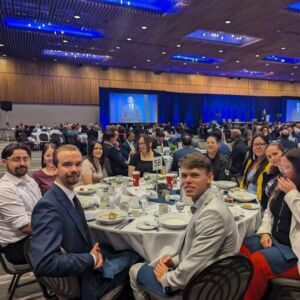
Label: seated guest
xmin=31 ymin=145 xmax=139 ymax=300
xmin=230 ymin=129 xmax=247 ymax=175
xmin=120 ymin=131 xmax=136 ymax=161
xmin=241 ymin=148 xmax=300 ymax=300
xmin=262 ymin=126 xmax=271 ymax=143
xmin=171 ymin=133 xmax=198 ymax=172
xmin=205 ymin=134 xmax=231 ymax=181
xmin=152 ymin=131 xmax=169 ymax=150
xmin=79 ymin=141 xmax=107 ymax=185
xmin=168 ymin=125 xmax=183 ymax=144
xmin=87 ymin=123 xmax=99 ymax=144
xmin=32 ymin=143 xmax=56 ymax=195
xmin=102 ymin=130 xmax=128 ymax=176
xmin=261 ymin=142 xmax=285 ymax=210
xmin=240 ymin=134 xmax=271 ymax=201
xmin=278 ymin=128 xmax=298 ymax=150
xmin=129 ymin=134 xmax=164 ymax=177
xmin=130 ymin=153 xmax=237 ymax=298
xmin=210 ymin=128 xmax=231 ymax=157
xmin=0 ymin=143 xmax=41 ymax=264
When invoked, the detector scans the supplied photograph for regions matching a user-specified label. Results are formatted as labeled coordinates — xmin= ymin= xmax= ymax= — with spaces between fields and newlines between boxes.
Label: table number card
xmin=153 ymin=156 xmax=163 ymax=171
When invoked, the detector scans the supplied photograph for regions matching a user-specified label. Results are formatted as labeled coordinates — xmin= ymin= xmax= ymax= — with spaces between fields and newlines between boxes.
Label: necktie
xmin=190 ymin=206 xmax=197 ymax=214
xmin=73 ymin=195 xmax=92 ymax=246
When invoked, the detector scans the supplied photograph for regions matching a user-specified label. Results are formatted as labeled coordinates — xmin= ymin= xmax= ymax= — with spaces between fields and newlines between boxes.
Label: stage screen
xmin=286 ymin=99 xmax=300 ymax=121
xmin=109 ymin=92 xmax=158 ymax=123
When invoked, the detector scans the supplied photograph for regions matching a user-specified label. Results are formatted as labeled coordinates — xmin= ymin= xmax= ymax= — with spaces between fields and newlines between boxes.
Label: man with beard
xmin=0 ymin=143 xmax=41 ymax=264
xmin=31 ymin=145 xmax=139 ymax=300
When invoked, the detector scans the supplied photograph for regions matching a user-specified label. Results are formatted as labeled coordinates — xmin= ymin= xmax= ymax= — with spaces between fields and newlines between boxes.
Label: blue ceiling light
xmin=94 ymin=0 xmax=182 ymax=13
xmin=186 ymin=29 xmax=261 ymax=46
xmin=171 ymin=54 xmax=223 ymax=64
xmin=4 ymin=17 xmax=102 ymax=39
xmin=263 ymin=55 xmax=300 ymax=64
xmin=229 ymin=69 xmax=271 ymax=77
xmin=42 ymin=49 xmax=111 ymax=61
xmin=287 ymin=2 xmax=300 ymax=12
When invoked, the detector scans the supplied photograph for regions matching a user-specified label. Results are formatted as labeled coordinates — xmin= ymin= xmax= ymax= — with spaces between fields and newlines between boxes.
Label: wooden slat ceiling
xmin=1 ymin=0 xmax=300 ymax=82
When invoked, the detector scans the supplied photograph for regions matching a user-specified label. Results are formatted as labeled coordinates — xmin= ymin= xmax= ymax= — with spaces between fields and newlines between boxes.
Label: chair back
xmin=182 ymin=254 xmax=253 ymax=300
xmin=50 ymin=133 xmax=61 ymax=145
xmin=24 ymin=237 xmax=81 ymax=299
xmin=18 ymin=132 xmax=28 ymax=143
xmin=39 ymin=133 xmax=49 ymax=142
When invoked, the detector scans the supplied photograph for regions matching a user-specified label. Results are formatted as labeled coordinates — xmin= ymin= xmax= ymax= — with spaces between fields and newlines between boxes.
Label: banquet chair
xmin=39 ymin=132 xmax=50 ymax=149
xmin=24 ymin=237 xmax=126 ymax=300
xmin=268 ymin=278 xmax=300 ymax=300
xmin=182 ymin=253 xmax=253 ymax=300
xmin=0 ymin=246 xmax=37 ymax=300
xmin=50 ymin=133 xmax=62 ymax=146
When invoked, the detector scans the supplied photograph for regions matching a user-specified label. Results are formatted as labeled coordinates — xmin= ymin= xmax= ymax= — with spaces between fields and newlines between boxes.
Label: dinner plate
xmin=136 ymin=220 xmax=157 ymax=230
xmin=228 ymin=190 xmax=257 ymax=202
xmin=213 ymin=180 xmax=237 ymax=190
xmin=95 ymin=210 xmax=127 ymax=225
xmin=77 ymin=195 xmax=97 ymax=209
xmin=75 ymin=185 xmax=97 ymax=195
xmin=240 ymin=203 xmax=260 ymax=210
xmin=103 ymin=176 xmax=132 ymax=184
xmin=159 ymin=213 xmax=190 ymax=229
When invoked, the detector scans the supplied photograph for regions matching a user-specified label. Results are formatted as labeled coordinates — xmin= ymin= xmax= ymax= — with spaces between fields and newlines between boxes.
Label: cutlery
xmin=116 ymin=218 xmax=135 ymax=230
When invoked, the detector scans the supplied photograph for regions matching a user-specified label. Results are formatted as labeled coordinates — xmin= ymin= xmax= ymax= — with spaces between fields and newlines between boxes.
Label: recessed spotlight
xmin=2 ymin=54 xmax=7 ymax=57
xmin=146 ymin=59 xmax=151 ymax=62
xmin=225 ymin=20 xmax=231 ymax=24
xmin=63 ymin=39 xmax=68 ymax=43
xmin=0 ymin=44 xmax=4 ymax=47
xmin=116 ymin=46 xmax=120 ymax=49
xmin=176 ymin=44 xmax=181 ymax=47
xmin=236 ymin=60 xmax=240 ymax=63
xmin=256 ymin=54 xmax=260 ymax=58
xmin=133 ymin=66 xmax=137 ymax=69
xmin=216 ymin=65 xmax=220 ymax=68
xmin=219 ymin=49 xmax=223 ymax=53
xmin=291 ymin=73 xmax=295 ymax=76
xmin=183 ymin=62 xmax=187 ymax=65
xmin=74 ymin=15 xmax=80 ymax=19
xmin=265 ymin=63 xmax=269 ymax=66
xmin=141 ymin=26 xmax=147 ymax=30
xmin=127 ymin=37 xmax=132 ymax=41
xmin=196 ymin=72 xmax=200 ymax=74
xmin=294 ymin=66 xmax=298 ymax=69
xmin=281 ymin=47 xmax=286 ymax=50
xmin=96 ymin=63 xmax=99 ymax=65
xmin=161 ymin=51 xmax=166 ymax=55
xmin=53 ymin=59 xmax=57 ymax=61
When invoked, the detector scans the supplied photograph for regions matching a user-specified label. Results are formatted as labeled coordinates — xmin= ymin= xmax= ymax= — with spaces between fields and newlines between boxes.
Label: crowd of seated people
xmin=1 ymin=119 xmax=299 ymax=299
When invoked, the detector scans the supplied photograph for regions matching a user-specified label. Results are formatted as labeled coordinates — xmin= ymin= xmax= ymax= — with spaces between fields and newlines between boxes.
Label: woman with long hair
xmin=80 ymin=141 xmax=106 ymax=185
xmin=240 ymin=133 xmax=271 ymax=201
xmin=241 ymin=148 xmax=300 ymax=300
xmin=32 ymin=143 xmax=56 ymax=195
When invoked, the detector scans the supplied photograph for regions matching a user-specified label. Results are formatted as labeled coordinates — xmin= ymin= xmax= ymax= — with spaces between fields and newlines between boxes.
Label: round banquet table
xmin=87 ymin=202 xmax=261 ymax=262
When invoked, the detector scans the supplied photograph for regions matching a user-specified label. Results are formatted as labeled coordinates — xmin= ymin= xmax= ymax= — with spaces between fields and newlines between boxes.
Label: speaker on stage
xmin=0 ymin=101 xmax=12 ymax=112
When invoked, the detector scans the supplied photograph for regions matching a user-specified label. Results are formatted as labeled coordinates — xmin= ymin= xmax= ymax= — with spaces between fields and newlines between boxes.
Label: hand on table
xmin=277 ymin=177 xmax=297 ymax=194
xmin=260 ymin=233 xmax=272 ymax=248
xmin=90 ymin=242 xmax=103 ymax=270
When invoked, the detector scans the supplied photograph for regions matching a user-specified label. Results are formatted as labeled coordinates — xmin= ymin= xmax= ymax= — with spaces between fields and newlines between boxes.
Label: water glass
xmin=176 ymin=200 xmax=185 ymax=213
xmin=120 ymin=201 xmax=129 ymax=213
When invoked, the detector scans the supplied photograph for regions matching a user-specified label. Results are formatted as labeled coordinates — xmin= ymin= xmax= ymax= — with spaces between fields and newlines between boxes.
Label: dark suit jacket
xmin=152 ymin=139 xmax=169 ymax=150
xmin=120 ymin=141 xmax=133 ymax=161
xmin=230 ymin=139 xmax=247 ymax=175
xmin=171 ymin=146 xmax=198 ymax=172
xmin=31 ymin=184 xmax=100 ymax=300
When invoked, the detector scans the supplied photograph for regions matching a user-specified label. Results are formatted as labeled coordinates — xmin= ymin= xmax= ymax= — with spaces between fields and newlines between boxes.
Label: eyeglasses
xmin=6 ymin=157 xmax=30 ymax=163
xmin=138 ymin=142 xmax=146 ymax=145
xmin=253 ymin=143 xmax=266 ymax=148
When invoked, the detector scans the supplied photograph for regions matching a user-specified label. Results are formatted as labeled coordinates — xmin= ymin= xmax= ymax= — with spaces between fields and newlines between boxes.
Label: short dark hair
xmin=181 ymin=133 xmax=192 ymax=146
xmin=1 ymin=142 xmax=31 ymax=160
xmin=209 ymin=129 xmax=222 ymax=142
xmin=103 ymin=130 xmax=115 ymax=141
xmin=156 ymin=131 xmax=165 ymax=138
xmin=180 ymin=152 xmax=212 ymax=173
xmin=285 ymin=148 xmax=300 ymax=190
xmin=53 ymin=144 xmax=80 ymax=167
xmin=41 ymin=143 xmax=57 ymax=168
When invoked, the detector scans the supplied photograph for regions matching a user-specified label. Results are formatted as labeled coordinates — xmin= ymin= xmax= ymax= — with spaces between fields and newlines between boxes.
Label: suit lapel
xmin=52 ymin=185 xmax=89 ymax=243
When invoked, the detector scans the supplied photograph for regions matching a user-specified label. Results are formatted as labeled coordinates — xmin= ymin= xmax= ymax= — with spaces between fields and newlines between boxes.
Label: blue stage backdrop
xmin=99 ymin=87 xmax=287 ymax=127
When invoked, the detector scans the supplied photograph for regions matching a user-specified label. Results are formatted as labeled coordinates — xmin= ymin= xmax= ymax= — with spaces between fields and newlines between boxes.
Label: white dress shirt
xmin=0 ymin=172 xmax=42 ymax=247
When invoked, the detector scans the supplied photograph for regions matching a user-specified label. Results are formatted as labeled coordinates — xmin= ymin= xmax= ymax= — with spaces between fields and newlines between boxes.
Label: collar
xmin=54 ymin=181 xmax=75 ymax=202
xmin=3 ymin=172 xmax=31 ymax=186
xmin=191 ymin=187 xmax=212 ymax=213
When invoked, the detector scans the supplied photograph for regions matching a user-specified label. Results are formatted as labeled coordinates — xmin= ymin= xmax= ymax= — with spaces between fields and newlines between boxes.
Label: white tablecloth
xmin=88 ymin=202 xmax=261 ymax=261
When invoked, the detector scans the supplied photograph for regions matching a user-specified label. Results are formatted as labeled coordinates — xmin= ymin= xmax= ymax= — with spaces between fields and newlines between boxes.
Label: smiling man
xmin=0 ymin=142 xmax=41 ymax=264
xmin=130 ymin=152 xmax=238 ymax=299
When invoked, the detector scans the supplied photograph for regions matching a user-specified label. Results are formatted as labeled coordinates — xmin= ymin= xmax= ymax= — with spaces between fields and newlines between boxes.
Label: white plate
xmin=77 ymin=195 xmax=97 ymax=209
xmin=240 ymin=203 xmax=260 ymax=210
xmin=213 ymin=180 xmax=237 ymax=190
xmin=159 ymin=213 xmax=190 ymax=229
xmin=95 ymin=210 xmax=127 ymax=225
xmin=228 ymin=191 xmax=257 ymax=202
xmin=75 ymin=185 xmax=97 ymax=195
xmin=136 ymin=220 xmax=157 ymax=230
xmin=103 ymin=176 xmax=132 ymax=184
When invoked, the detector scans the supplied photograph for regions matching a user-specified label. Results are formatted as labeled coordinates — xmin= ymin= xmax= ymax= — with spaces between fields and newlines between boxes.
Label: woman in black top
xmin=128 ymin=134 xmax=163 ymax=177
xmin=261 ymin=142 xmax=285 ymax=209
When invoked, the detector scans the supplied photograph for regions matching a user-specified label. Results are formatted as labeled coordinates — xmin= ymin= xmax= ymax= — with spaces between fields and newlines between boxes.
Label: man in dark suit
xmin=278 ymin=129 xmax=298 ymax=150
xmin=152 ymin=131 xmax=169 ymax=151
xmin=102 ymin=130 xmax=128 ymax=176
xmin=120 ymin=131 xmax=135 ymax=161
xmin=31 ymin=145 xmax=138 ymax=300
xmin=171 ymin=133 xmax=198 ymax=172
xmin=230 ymin=129 xmax=247 ymax=175
xmin=121 ymin=96 xmax=142 ymax=123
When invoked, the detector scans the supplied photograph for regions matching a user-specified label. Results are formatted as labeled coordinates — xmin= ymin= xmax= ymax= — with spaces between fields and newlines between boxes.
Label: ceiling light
xmin=53 ymin=59 xmax=57 ymax=61
xmin=294 ymin=66 xmax=298 ymax=69
xmin=256 ymin=54 xmax=260 ymax=57
xmin=161 ymin=51 xmax=166 ymax=55
xmin=42 ymin=49 xmax=111 ymax=61
xmin=146 ymin=59 xmax=151 ymax=62
xmin=133 ymin=66 xmax=137 ymax=69
xmin=74 ymin=15 xmax=80 ymax=19
xmin=177 ymin=44 xmax=181 ymax=47
xmin=281 ymin=47 xmax=286 ymax=50
xmin=0 ymin=44 xmax=4 ymax=47
xmin=183 ymin=62 xmax=187 ymax=65
xmin=219 ymin=49 xmax=223 ymax=53
xmin=2 ymin=54 xmax=7 ymax=57
xmin=127 ymin=37 xmax=132 ymax=41
xmin=225 ymin=20 xmax=231 ymax=24
xmin=116 ymin=46 xmax=120 ymax=49
xmin=265 ymin=63 xmax=269 ymax=66
xmin=171 ymin=54 xmax=223 ymax=64
xmin=216 ymin=65 xmax=220 ymax=68
xmin=264 ymin=55 xmax=300 ymax=64
xmin=291 ymin=73 xmax=295 ymax=76
xmin=236 ymin=60 xmax=240 ymax=63
xmin=4 ymin=17 xmax=103 ymax=39
xmin=141 ymin=26 xmax=147 ymax=30
xmin=63 ymin=40 xmax=68 ymax=43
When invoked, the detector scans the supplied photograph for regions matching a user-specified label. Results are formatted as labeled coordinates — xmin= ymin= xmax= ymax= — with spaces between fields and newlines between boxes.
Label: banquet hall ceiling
xmin=1 ymin=0 xmax=300 ymax=82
